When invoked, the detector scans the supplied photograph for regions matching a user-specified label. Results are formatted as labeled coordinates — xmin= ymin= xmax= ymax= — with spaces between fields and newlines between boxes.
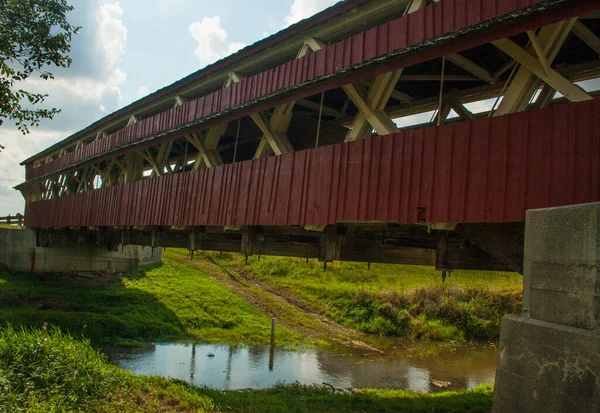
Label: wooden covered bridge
xmin=16 ymin=0 xmax=600 ymax=274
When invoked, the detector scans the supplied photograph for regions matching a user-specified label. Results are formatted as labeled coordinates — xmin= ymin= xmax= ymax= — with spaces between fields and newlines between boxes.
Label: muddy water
xmin=104 ymin=338 xmax=497 ymax=391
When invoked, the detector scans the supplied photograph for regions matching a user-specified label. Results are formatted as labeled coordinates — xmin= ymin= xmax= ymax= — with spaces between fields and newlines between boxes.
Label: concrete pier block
xmin=0 ymin=228 xmax=161 ymax=273
xmin=493 ymin=202 xmax=600 ymax=413
xmin=523 ymin=202 xmax=600 ymax=330
xmin=493 ymin=315 xmax=600 ymax=413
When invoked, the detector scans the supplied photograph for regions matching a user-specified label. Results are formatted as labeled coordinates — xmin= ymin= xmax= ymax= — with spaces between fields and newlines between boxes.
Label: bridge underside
xmin=38 ymin=222 xmax=524 ymax=273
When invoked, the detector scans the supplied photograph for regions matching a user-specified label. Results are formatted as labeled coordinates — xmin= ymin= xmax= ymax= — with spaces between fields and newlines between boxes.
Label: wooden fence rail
xmin=0 ymin=214 xmax=24 ymax=226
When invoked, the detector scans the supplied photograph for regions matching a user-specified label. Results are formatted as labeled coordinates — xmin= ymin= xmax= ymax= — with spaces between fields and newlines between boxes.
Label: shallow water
xmin=104 ymin=338 xmax=497 ymax=391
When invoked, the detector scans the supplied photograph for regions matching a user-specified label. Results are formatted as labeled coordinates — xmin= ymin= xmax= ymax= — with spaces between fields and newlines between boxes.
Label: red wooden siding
xmin=25 ymin=99 xmax=600 ymax=228
xmin=25 ymin=0 xmax=595 ymax=181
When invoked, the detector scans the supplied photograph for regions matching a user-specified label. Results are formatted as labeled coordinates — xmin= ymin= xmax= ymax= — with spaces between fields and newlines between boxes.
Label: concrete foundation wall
xmin=494 ymin=315 xmax=600 ymax=412
xmin=493 ymin=202 xmax=600 ymax=413
xmin=0 ymin=228 xmax=161 ymax=273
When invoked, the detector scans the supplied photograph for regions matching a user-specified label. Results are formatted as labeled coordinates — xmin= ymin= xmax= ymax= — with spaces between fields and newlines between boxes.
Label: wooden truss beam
xmin=251 ymin=108 xmax=295 ymax=158
xmin=127 ymin=115 xmax=138 ymax=126
xmin=228 ymin=43 xmax=313 ymax=159
xmin=494 ymin=20 xmax=578 ymax=116
xmin=449 ymin=100 xmax=474 ymax=120
xmin=187 ymin=132 xmax=224 ymax=169
xmin=139 ymin=141 xmax=174 ymax=176
xmin=572 ymin=20 xmax=600 ymax=56
xmin=446 ymin=53 xmax=495 ymax=84
xmin=125 ymin=152 xmax=144 ymax=183
xmin=492 ymin=37 xmax=592 ymax=103
xmin=345 ymin=72 xmax=402 ymax=140
xmin=174 ymin=94 xmax=188 ymax=107
xmin=341 ymin=0 xmax=426 ymax=141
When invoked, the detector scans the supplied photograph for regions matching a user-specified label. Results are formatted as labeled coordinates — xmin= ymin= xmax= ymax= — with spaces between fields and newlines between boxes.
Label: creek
xmin=103 ymin=338 xmax=496 ymax=392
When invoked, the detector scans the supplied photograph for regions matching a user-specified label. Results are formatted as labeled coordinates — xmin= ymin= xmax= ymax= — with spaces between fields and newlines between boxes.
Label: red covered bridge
xmin=16 ymin=0 xmax=600 ymax=273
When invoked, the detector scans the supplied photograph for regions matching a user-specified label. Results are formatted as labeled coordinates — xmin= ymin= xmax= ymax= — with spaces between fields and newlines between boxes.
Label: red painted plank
xmin=388 ymin=16 xmax=407 ymax=52
xmin=443 ymin=0 xmax=456 ymax=34
xmin=364 ymin=27 xmax=378 ymax=61
xmin=377 ymin=22 xmax=389 ymax=57
xmin=376 ymin=135 xmax=393 ymax=221
xmin=486 ymin=115 xmax=509 ymax=221
xmin=351 ymin=32 xmax=364 ymax=65
xmin=408 ymin=9 xmax=425 ymax=45
xmin=454 ymin=0 xmax=468 ymax=29
xmin=464 ymin=117 xmax=489 ymax=222
xmin=418 ymin=128 xmax=434 ymax=222
xmin=314 ymin=48 xmax=327 ymax=78
xmin=503 ymin=112 xmax=525 ymax=221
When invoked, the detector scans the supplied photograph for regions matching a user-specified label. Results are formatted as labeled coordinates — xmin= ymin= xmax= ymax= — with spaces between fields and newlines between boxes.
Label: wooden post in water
xmin=269 ymin=318 xmax=276 ymax=370
xmin=270 ymin=318 xmax=276 ymax=347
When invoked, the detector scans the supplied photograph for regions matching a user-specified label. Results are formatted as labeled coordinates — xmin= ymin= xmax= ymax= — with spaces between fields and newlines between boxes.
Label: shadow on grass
xmin=0 ymin=263 xmax=187 ymax=346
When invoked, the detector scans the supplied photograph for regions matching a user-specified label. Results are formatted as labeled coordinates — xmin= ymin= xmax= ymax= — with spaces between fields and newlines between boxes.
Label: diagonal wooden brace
xmin=345 ymin=72 xmax=402 ymax=141
xmin=493 ymin=37 xmax=592 ymax=104
xmin=494 ymin=20 xmax=581 ymax=115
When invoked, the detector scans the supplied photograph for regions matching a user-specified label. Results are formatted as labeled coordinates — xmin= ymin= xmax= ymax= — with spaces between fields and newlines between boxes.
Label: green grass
xmin=0 ymin=259 xmax=302 ymax=346
xmin=0 ymin=224 xmax=21 ymax=229
xmin=0 ymin=246 xmax=522 ymax=346
xmin=191 ymin=251 xmax=523 ymax=341
xmin=202 ymin=383 xmax=494 ymax=413
xmin=0 ymin=326 xmax=494 ymax=413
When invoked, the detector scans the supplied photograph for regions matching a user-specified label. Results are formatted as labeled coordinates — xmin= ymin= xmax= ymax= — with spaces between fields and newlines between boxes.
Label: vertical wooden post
xmin=269 ymin=318 xmax=276 ymax=370
xmin=270 ymin=318 xmax=276 ymax=347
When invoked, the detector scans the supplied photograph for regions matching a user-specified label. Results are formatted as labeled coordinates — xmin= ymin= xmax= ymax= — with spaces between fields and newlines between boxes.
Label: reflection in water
xmin=190 ymin=344 xmax=195 ymax=380
xmin=103 ymin=339 xmax=497 ymax=391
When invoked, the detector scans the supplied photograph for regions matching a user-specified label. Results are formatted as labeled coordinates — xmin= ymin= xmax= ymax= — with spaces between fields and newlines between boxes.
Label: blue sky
xmin=0 ymin=0 xmax=339 ymax=215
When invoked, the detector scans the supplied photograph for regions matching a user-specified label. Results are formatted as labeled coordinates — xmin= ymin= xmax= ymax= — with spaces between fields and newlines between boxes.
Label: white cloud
xmin=96 ymin=2 xmax=127 ymax=70
xmin=284 ymin=0 xmax=338 ymax=27
xmin=0 ymin=0 xmax=129 ymax=215
xmin=24 ymin=67 xmax=126 ymax=105
xmin=138 ymin=85 xmax=150 ymax=97
xmin=18 ymin=1 xmax=128 ymax=114
xmin=189 ymin=16 xmax=245 ymax=66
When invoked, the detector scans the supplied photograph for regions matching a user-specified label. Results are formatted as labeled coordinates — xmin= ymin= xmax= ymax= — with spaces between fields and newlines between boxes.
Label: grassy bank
xmin=180 ymin=251 xmax=522 ymax=341
xmin=0 ymin=326 xmax=494 ymax=413
xmin=0 ymin=246 xmax=522 ymax=346
xmin=0 ymin=260 xmax=303 ymax=346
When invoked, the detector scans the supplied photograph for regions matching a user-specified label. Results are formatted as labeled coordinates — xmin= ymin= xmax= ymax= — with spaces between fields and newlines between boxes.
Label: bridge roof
xmin=22 ymin=0 xmax=412 ymax=165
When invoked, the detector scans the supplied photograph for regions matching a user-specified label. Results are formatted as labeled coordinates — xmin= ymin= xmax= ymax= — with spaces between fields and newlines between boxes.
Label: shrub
xmin=338 ymin=284 xmax=521 ymax=341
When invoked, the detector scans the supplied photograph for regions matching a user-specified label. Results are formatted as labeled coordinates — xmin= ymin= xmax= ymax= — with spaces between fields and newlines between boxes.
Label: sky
xmin=0 ymin=0 xmax=340 ymax=215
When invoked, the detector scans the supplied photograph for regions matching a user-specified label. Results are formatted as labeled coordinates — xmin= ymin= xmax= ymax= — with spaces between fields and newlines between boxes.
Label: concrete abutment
xmin=492 ymin=202 xmax=600 ymax=412
xmin=0 ymin=228 xmax=161 ymax=273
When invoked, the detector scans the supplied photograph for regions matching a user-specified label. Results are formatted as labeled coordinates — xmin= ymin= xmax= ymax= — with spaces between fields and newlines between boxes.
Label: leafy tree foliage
xmin=0 ymin=0 xmax=79 ymax=134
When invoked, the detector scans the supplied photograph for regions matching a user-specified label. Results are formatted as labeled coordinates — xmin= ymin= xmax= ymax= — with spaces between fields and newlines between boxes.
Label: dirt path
xmin=169 ymin=253 xmax=383 ymax=353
